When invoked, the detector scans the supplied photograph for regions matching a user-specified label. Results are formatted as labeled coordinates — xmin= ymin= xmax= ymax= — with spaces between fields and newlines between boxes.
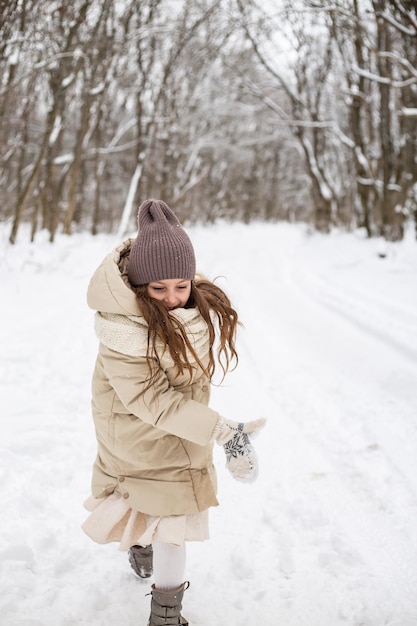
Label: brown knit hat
xmin=127 ymin=199 xmax=196 ymax=286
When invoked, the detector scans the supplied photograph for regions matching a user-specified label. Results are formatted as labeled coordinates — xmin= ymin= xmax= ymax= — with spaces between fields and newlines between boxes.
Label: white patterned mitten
xmin=214 ymin=417 xmax=266 ymax=483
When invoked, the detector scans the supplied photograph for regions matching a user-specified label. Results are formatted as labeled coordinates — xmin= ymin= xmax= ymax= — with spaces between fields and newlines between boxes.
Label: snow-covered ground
xmin=1 ymin=220 xmax=417 ymax=626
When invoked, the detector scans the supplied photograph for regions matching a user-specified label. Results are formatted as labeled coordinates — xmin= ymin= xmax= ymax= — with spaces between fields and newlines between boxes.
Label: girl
xmin=82 ymin=199 xmax=265 ymax=625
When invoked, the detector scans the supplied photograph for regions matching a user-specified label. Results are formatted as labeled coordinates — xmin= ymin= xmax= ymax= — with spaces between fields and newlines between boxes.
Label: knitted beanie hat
xmin=127 ymin=199 xmax=196 ymax=286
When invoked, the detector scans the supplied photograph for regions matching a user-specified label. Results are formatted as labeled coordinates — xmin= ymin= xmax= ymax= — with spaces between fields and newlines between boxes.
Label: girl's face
xmin=147 ymin=278 xmax=192 ymax=310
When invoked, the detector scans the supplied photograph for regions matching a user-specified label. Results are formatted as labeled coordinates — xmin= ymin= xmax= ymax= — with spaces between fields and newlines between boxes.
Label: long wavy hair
xmin=132 ymin=278 xmax=239 ymax=390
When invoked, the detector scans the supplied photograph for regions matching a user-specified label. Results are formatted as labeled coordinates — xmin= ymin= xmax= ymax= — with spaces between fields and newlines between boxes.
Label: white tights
xmin=152 ymin=541 xmax=186 ymax=591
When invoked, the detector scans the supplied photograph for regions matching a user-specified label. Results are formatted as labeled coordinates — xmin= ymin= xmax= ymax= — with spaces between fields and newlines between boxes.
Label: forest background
xmin=1 ymin=0 xmax=416 ymax=244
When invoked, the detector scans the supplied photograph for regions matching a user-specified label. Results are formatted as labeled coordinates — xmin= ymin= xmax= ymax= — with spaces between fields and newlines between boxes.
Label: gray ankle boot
xmin=147 ymin=582 xmax=190 ymax=625
xmin=129 ymin=544 xmax=153 ymax=578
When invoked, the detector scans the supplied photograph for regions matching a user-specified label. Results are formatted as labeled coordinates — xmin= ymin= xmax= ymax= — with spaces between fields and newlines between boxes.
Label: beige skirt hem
xmin=81 ymin=492 xmax=210 ymax=551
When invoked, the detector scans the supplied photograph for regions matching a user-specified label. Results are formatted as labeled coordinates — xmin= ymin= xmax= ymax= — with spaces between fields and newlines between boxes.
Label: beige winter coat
xmin=87 ymin=240 xmax=220 ymax=517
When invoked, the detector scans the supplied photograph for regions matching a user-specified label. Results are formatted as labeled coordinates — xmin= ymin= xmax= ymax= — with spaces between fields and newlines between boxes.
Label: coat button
xmin=119 ymin=476 xmax=125 ymax=482
xmin=201 ymin=468 xmax=208 ymax=475
xmin=123 ymin=492 xmax=129 ymax=499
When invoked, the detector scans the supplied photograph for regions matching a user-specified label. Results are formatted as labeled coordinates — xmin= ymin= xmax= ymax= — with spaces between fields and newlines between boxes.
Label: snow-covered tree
xmin=236 ymin=0 xmax=417 ymax=239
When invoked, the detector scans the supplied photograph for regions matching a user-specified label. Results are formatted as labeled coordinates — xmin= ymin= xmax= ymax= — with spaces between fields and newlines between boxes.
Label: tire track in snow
xmin=283 ymin=241 xmax=417 ymax=365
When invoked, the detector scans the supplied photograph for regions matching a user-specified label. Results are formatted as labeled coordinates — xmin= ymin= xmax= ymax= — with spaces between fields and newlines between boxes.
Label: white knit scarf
xmin=94 ymin=307 xmax=211 ymax=367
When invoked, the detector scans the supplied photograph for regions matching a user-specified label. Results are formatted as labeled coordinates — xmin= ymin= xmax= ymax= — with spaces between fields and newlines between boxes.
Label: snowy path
xmin=1 ymin=223 xmax=417 ymax=626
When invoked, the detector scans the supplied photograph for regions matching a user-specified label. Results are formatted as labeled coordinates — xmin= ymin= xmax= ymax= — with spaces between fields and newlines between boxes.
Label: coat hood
xmin=87 ymin=239 xmax=142 ymax=316
xmin=87 ymin=239 xmax=210 ymax=363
